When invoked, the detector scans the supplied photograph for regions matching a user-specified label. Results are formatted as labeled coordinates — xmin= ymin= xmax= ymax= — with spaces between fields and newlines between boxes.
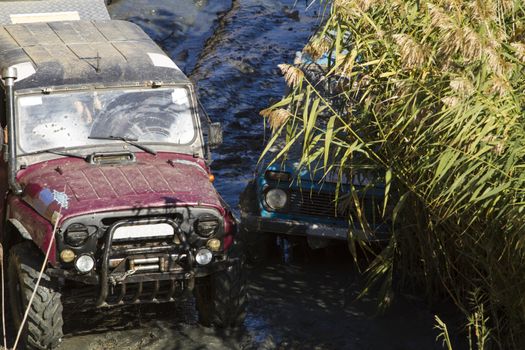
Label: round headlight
xmin=65 ymin=223 xmax=91 ymax=247
xmin=206 ymin=238 xmax=221 ymax=252
xmin=75 ymin=254 xmax=95 ymax=273
xmin=195 ymin=249 xmax=213 ymax=265
xmin=60 ymin=249 xmax=76 ymax=263
xmin=194 ymin=216 xmax=220 ymax=237
xmin=265 ymin=188 xmax=287 ymax=210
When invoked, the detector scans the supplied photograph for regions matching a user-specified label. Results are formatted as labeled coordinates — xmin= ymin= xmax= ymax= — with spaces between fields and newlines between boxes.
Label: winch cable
xmin=12 ymin=205 xmax=62 ymax=350
xmin=1 ymin=243 xmax=6 ymax=349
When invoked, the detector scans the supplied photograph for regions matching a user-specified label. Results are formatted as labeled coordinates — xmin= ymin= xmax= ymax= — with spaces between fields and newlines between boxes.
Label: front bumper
xmin=46 ymin=259 xmax=230 ymax=285
xmin=47 ymin=216 xmax=240 ymax=307
xmin=242 ymin=213 xmax=388 ymax=241
xmin=47 ymin=257 xmax=235 ymax=307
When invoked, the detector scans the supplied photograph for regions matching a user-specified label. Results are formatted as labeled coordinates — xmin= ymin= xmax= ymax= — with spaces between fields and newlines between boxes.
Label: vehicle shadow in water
xmin=59 ymin=299 xmax=249 ymax=350
xmin=0 ymin=285 xmax=245 ymax=350
xmin=243 ymin=244 xmax=465 ymax=350
xmin=0 ymin=244 xmax=465 ymax=350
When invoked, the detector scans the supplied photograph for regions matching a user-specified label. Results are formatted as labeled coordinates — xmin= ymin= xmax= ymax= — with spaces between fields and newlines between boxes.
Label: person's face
xmin=73 ymin=101 xmax=93 ymax=124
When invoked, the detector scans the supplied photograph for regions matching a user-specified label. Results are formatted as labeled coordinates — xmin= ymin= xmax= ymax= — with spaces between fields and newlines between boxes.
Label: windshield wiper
xmin=41 ymin=148 xmax=88 ymax=161
xmin=88 ymin=135 xmax=157 ymax=156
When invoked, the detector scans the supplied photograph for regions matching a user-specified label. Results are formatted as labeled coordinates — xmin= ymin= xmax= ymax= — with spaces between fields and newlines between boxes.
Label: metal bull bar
xmin=96 ymin=218 xmax=193 ymax=307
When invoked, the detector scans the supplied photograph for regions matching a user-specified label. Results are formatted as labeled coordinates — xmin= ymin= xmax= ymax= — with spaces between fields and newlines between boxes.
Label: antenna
xmin=96 ymin=51 xmax=100 ymax=73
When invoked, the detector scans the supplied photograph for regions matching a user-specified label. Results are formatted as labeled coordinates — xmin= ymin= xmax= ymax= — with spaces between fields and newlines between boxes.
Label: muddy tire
xmin=8 ymin=242 xmax=63 ymax=350
xmin=194 ymin=258 xmax=246 ymax=327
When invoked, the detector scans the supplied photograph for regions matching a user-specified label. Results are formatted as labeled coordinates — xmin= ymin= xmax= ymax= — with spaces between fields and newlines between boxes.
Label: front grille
xmin=108 ymin=239 xmax=184 ymax=274
xmin=100 ymin=219 xmax=184 ymax=276
xmin=288 ymin=189 xmax=381 ymax=221
xmin=98 ymin=219 xmax=191 ymax=306
xmin=289 ymin=190 xmax=345 ymax=218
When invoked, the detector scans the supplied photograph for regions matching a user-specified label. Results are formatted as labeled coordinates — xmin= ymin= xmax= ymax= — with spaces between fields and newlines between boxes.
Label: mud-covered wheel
xmin=8 ymin=242 xmax=63 ymax=350
xmin=194 ymin=259 xmax=246 ymax=327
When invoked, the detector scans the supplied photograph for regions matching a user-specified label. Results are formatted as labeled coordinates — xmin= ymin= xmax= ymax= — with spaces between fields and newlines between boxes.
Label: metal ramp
xmin=0 ymin=0 xmax=109 ymax=25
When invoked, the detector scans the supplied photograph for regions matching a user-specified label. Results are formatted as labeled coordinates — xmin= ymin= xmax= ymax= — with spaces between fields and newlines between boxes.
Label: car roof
xmin=0 ymin=20 xmax=190 ymax=91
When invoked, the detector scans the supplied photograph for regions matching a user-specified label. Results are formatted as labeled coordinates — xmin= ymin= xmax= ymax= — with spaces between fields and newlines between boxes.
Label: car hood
xmin=18 ymin=153 xmax=222 ymax=224
xmin=264 ymin=158 xmax=331 ymax=182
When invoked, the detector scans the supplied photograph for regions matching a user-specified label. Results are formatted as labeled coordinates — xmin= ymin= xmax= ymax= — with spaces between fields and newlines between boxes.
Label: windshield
xmin=16 ymin=87 xmax=196 ymax=154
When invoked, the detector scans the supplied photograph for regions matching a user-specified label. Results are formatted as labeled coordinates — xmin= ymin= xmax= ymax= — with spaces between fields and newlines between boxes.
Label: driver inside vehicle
xmin=29 ymin=95 xmax=96 ymax=149
xmin=73 ymin=100 xmax=94 ymax=125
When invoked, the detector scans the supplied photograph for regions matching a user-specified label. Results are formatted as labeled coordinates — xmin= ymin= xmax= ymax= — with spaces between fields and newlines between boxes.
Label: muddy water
xmin=61 ymin=254 xmax=453 ymax=350
xmin=187 ymin=0 xmax=325 ymax=208
xmin=56 ymin=0 xmax=458 ymax=348
xmin=111 ymin=0 xmax=326 ymax=208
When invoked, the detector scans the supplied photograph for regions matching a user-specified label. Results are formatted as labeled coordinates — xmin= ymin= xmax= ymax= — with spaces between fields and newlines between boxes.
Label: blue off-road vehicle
xmin=239 ymin=52 xmax=388 ymax=261
xmin=239 ymin=143 xmax=389 ymax=261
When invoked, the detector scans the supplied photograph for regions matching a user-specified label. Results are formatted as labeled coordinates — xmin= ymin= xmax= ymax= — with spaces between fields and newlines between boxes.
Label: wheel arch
xmin=3 ymin=218 xmax=33 ymax=253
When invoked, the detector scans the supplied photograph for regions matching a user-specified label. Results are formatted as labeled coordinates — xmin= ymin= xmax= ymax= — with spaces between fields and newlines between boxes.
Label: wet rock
xmin=176 ymin=48 xmax=189 ymax=61
xmin=228 ymin=59 xmax=256 ymax=74
xmin=282 ymin=6 xmax=300 ymax=21
xmin=229 ymin=120 xmax=243 ymax=129
xmin=259 ymin=81 xmax=274 ymax=89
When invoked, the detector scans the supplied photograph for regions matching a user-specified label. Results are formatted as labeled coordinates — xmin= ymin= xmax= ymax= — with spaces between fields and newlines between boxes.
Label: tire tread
xmin=8 ymin=242 xmax=63 ymax=350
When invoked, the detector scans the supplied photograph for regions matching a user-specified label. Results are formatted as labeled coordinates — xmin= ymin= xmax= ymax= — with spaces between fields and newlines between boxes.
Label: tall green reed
xmin=261 ymin=0 xmax=525 ymax=348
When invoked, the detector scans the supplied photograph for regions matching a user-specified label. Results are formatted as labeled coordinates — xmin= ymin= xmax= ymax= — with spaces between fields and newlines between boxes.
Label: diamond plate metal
xmin=0 ymin=0 xmax=110 ymax=25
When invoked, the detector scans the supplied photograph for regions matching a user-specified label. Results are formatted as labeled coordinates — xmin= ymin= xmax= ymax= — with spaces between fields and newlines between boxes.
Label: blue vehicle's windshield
xmin=264 ymin=129 xmax=375 ymax=186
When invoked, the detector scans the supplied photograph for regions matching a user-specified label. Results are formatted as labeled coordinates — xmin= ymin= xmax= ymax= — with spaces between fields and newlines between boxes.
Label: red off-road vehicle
xmin=0 ymin=2 xmax=245 ymax=348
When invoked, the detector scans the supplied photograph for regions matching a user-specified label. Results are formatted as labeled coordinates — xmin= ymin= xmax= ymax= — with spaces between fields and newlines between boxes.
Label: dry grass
xmin=278 ymin=63 xmax=305 ymax=87
xmin=304 ymin=36 xmax=333 ymax=60
xmin=260 ymin=107 xmax=291 ymax=130
xmin=392 ymin=34 xmax=427 ymax=69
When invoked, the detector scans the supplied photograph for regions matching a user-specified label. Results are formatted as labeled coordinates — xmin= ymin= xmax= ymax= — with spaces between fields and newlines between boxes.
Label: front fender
xmin=8 ymin=196 xmax=57 ymax=265
xmin=7 ymin=218 xmax=32 ymax=241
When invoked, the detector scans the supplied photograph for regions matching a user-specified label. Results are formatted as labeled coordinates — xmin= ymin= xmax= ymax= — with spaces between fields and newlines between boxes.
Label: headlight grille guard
xmin=96 ymin=218 xmax=192 ymax=307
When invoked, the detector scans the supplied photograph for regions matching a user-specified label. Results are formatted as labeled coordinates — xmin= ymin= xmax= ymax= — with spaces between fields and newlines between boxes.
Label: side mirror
xmin=208 ymin=122 xmax=223 ymax=149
